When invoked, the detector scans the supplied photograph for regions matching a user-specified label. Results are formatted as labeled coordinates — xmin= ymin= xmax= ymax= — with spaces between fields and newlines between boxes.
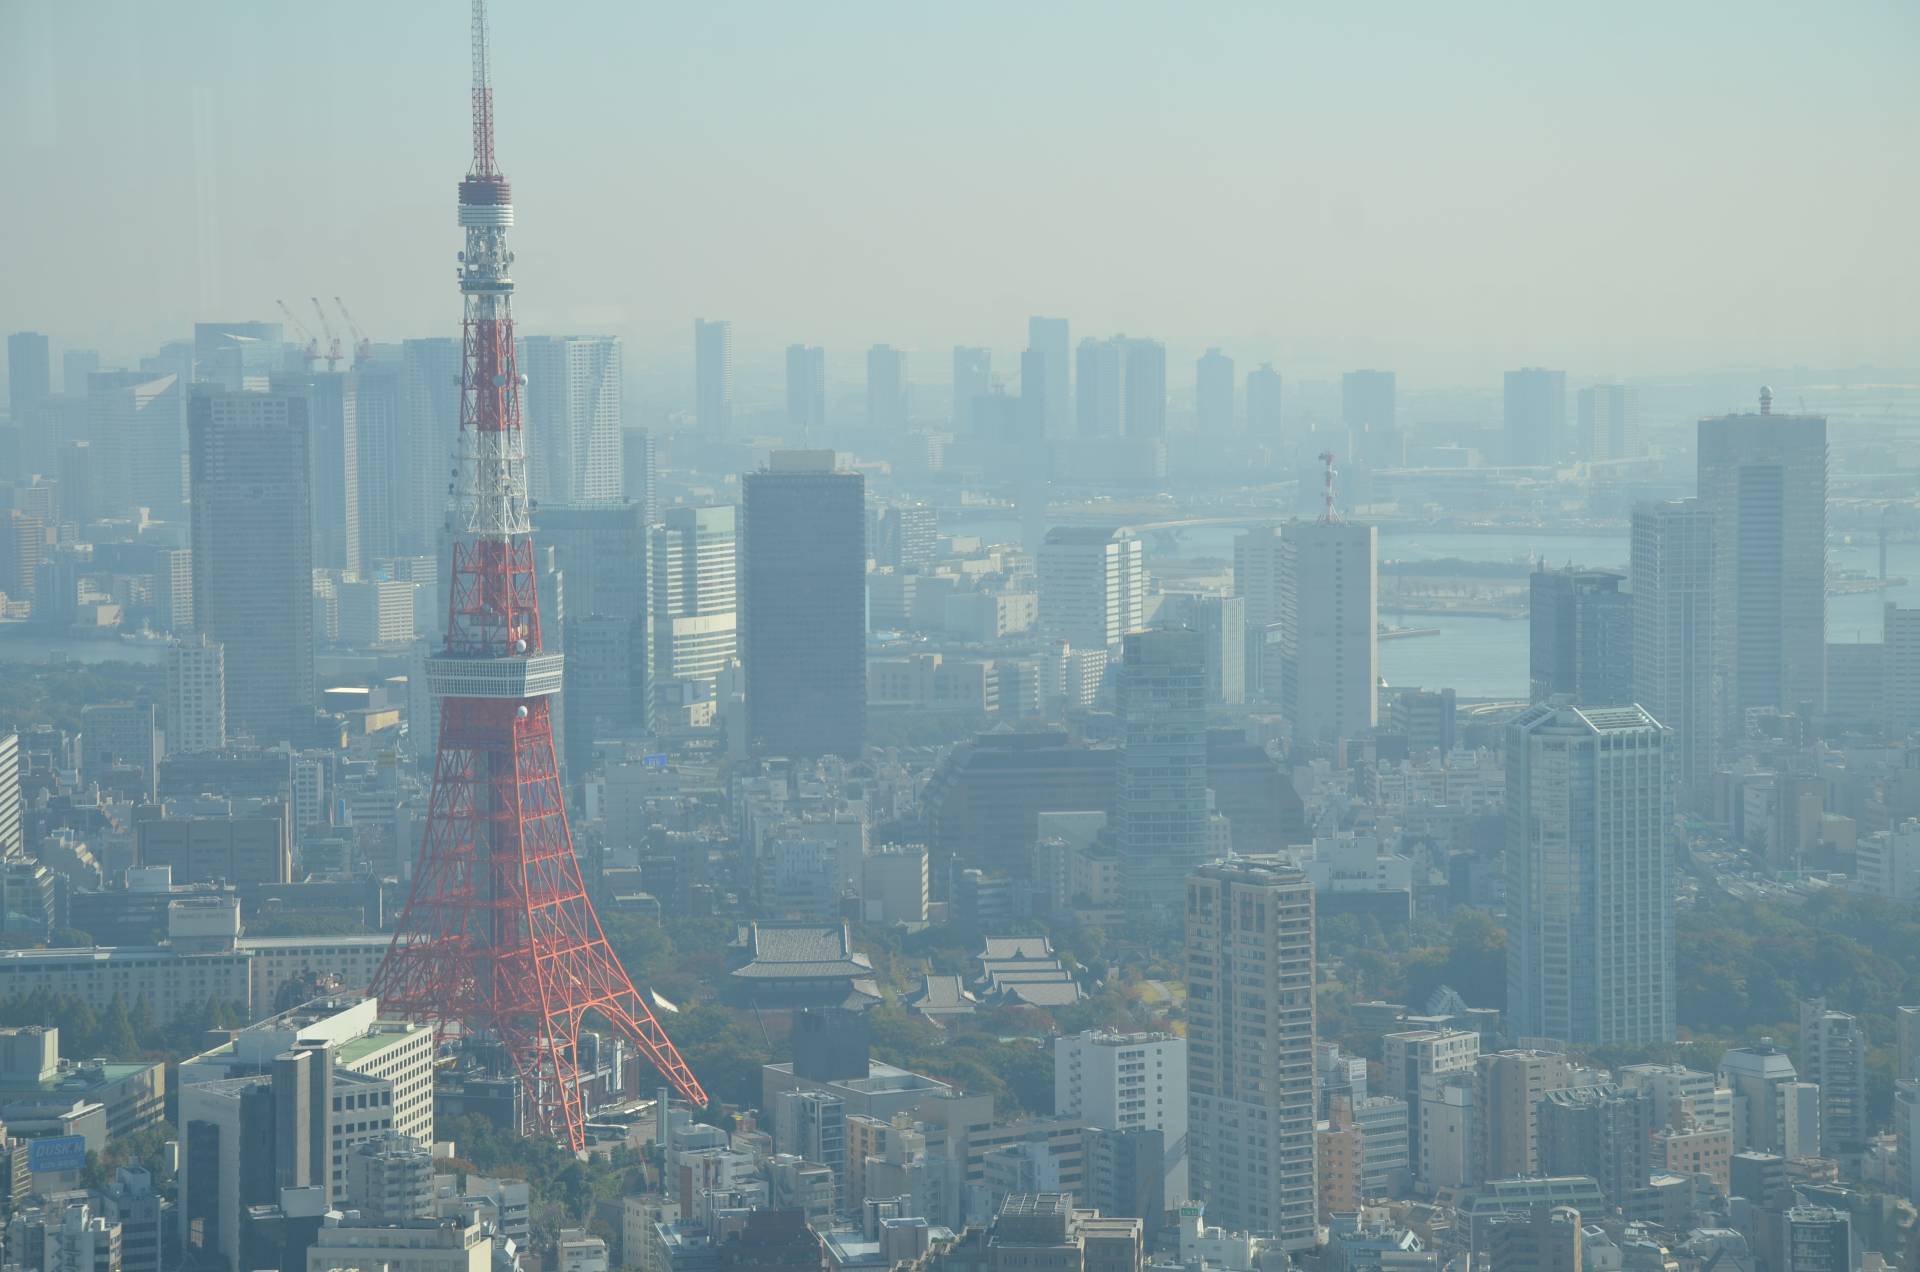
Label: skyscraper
xmin=1195 ymin=349 xmax=1234 ymax=435
xmin=1027 ymin=317 xmax=1070 ymax=438
xmin=1887 ymin=603 xmax=1920 ymax=739
xmin=1504 ymin=367 xmax=1567 ymax=466
xmin=651 ymin=505 xmax=738 ymax=713
xmin=1118 ymin=628 xmax=1209 ymax=920
xmin=188 ymin=389 xmax=315 ymax=744
xmin=1185 ymin=858 xmax=1317 ymax=1250
xmin=352 ymin=355 xmax=408 ymax=562
xmin=520 ymin=335 xmax=622 ymax=505
xmin=1527 ymin=566 xmax=1633 ymax=706
xmin=1698 ymin=391 xmax=1827 ymax=727
xmin=88 ymin=371 xmax=184 ymax=519
xmin=7 ymin=333 xmax=50 ymax=421
xmin=742 ymin=451 xmax=866 ymax=759
xmin=1633 ymin=500 xmax=1714 ymax=805
xmin=1246 ymin=364 xmax=1282 ymax=439
xmin=1505 ymin=702 xmax=1672 ymax=1047
xmin=865 ymin=345 xmax=906 ymax=431
xmin=1340 ymin=370 xmax=1395 ymax=433
xmin=1122 ymin=339 xmax=1166 ymax=439
xmin=784 ymin=344 xmax=826 ymax=438
xmin=403 ymin=337 xmax=462 ymax=556
xmin=621 ymin=428 xmax=657 ymax=526
xmin=278 ymin=370 xmax=361 ymax=577
xmin=952 ymin=346 xmax=991 ymax=432
xmin=1579 ymin=383 xmax=1639 ymax=462
xmin=1038 ymin=527 xmax=1144 ymax=651
xmin=1798 ymin=998 xmax=1867 ymax=1163
xmin=1279 ymin=519 xmax=1377 ymax=745
xmin=166 ymin=633 xmax=227 ymax=755
xmin=1075 ymin=338 xmax=1122 ymax=437
xmin=694 ymin=318 xmax=732 ymax=439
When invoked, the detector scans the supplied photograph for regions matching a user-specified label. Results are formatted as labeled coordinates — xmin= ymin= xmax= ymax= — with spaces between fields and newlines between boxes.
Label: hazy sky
xmin=3 ymin=0 xmax=1916 ymax=386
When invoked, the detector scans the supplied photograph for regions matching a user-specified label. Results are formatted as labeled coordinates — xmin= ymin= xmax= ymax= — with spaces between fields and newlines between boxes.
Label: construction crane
xmin=275 ymin=299 xmax=322 ymax=371
xmin=310 ymin=296 xmax=344 ymax=371
xmin=334 ymin=296 xmax=374 ymax=367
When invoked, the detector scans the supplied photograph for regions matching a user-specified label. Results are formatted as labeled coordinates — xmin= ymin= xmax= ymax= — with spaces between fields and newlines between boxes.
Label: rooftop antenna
xmin=1318 ymin=451 xmax=1342 ymax=524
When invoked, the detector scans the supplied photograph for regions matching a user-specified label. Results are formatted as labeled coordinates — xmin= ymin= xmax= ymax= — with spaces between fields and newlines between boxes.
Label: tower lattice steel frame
xmin=371 ymin=0 xmax=706 ymax=1149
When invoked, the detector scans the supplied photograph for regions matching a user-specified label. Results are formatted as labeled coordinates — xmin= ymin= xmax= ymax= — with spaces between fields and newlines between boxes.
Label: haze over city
xmin=3 ymin=0 xmax=1916 ymax=380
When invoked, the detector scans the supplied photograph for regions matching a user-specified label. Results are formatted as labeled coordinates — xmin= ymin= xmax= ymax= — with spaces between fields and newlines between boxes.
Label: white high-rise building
xmin=1055 ymin=1030 xmax=1188 ymax=1202
xmin=1885 ymin=604 xmax=1920 ymax=739
xmin=166 ymin=634 xmax=226 ymax=755
xmin=1698 ymin=391 xmax=1827 ymax=731
xmin=1038 ymin=528 xmax=1144 ymax=652
xmin=1185 ymin=858 xmax=1316 ymax=1250
xmin=1579 ymin=383 xmax=1640 ymax=461
xmin=521 ymin=335 xmax=623 ymax=505
xmin=1027 ymin=317 xmax=1070 ymax=439
xmin=1506 ymin=702 xmax=1672 ymax=1047
xmin=1632 ymin=499 xmax=1714 ymax=807
xmin=784 ymin=345 xmax=826 ymax=438
xmin=650 ymin=506 xmax=738 ymax=714
xmin=1278 ymin=519 xmax=1377 ymax=745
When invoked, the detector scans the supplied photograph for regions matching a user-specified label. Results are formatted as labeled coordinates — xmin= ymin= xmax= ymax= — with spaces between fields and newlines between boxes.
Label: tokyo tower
xmin=371 ymin=0 xmax=706 ymax=1149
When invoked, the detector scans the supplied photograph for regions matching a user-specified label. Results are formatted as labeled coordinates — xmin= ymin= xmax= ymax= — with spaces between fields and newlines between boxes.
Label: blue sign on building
xmin=26 ymin=1135 xmax=87 ymax=1174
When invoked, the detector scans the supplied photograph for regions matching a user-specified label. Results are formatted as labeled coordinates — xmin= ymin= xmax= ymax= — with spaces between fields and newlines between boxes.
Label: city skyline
xmin=2 ymin=2 xmax=1915 ymax=381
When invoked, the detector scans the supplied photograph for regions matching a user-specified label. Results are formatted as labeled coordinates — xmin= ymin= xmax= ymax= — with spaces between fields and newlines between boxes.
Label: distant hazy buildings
xmin=785 ymin=344 xmax=826 ymax=438
xmin=521 ymin=335 xmax=622 ymax=505
xmin=1528 ymin=567 xmax=1632 ymax=706
xmin=1698 ymin=392 xmax=1828 ymax=728
xmin=1039 ymin=527 xmax=1145 ymax=652
xmin=1118 ymin=628 xmax=1209 ymax=920
xmin=1340 ymin=370 xmax=1395 ymax=434
xmin=1633 ymin=500 xmax=1714 ymax=804
xmin=1246 ymin=364 xmax=1282 ymax=439
xmin=694 ymin=318 xmax=732 ymax=440
xmin=1579 ymin=383 xmax=1641 ymax=462
xmin=402 ymin=337 xmax=462 ymax=554
xmin=866 ymin=345 xmax=907 ymax=431
xmin=279 ymin=370 xmax=360 ymax=577
xmin=193 ymin=322 xmax=282 ymax=392
xmin=1279 ymin=520 xmax=1377 ymax=746
xmin=1504 ymin=367 xmax=1567 ymax=466
xmin=742 ymin=451 xmax=866 ymax=759
xmin=1027 ymin=317 xmax=1070 ymax=438
xmin=1076 ymin=338 xmax=1122 ymax=437
xmin=1195 ymin=349 xmax=1234 ymax=435
xmin=952 ymin=346 xmax=991 ymax=432
xmin=1185 ymin=858 xmax=1317 ymax=1250
xmin=188 ymin=389 xmax=315 ymax=743
xmin=1122 ymin=339 xmax=1166 ymax=439
xmin=7 ymin=332 xmax=51 ymax=420
xmin=89 ymin=370 xmax=185 ymax=519
xmin=1506 ymin=702 xmax=1672 ymax=1047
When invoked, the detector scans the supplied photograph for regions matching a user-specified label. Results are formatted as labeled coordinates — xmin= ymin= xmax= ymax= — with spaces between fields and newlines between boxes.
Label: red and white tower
xmin=371 ymin=0 xmax=705 ymax=1149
